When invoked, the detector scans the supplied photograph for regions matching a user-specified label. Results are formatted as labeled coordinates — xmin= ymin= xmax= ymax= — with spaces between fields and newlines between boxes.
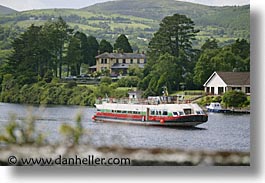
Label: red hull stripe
xmin=95 ymin=112 xmax=206 ymax=122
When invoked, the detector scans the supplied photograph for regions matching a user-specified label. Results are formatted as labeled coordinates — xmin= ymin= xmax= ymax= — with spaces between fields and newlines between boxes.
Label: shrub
xmin=65 ymin=81 xmax=77 ymax=88
xmin=100 ymin=76 xmax=112 ymax=85
xmin=212 ymin=95 xmax=222 ymax=103
xmin=117 ymin=76 xmax=140 ymax=87
xmin=222 ymin=90 xmax=248 ymax=107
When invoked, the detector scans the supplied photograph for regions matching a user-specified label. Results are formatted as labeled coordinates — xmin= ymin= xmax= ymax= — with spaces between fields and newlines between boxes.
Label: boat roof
xmin=96 ymin=103 xmax=203 ymax=112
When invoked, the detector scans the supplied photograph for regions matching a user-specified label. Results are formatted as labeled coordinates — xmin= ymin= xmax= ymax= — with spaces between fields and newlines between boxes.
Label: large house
xmin=90 ymin=52 xmax=146 ymax=75
xmin=203 ymin=71 xmax=250 ymax=95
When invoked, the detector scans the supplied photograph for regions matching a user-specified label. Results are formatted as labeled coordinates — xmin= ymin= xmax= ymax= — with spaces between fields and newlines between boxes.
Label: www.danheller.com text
xmin=7 ymin=155 xmax=131 ymax=166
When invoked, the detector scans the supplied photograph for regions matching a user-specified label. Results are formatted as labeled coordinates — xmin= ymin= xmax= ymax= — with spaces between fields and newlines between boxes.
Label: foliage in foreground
xmin=0 ymin=112 xmax=45 ymax=145
xmin=0 ymin=111 xmax=86 ymax=146
xmin=59 ymin=112 xmax=84 ymax=145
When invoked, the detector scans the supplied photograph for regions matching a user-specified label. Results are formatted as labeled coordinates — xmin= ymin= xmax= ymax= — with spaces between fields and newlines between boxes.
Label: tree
xmin=66 ymin=36 xmax=82 ymax=76
xmin=141 ymin=14 xmax=199 ymax=94
xmin=114 ymin=34 xmax=133 ymax=53
xmin=148 ymin=14 xmax=199 ymax=59
xmin=193 ymin=46 xmax=245 ymax=86
xmin=4 ymin=17 xmax=73 ymax=85
xmin=46 ymin=17 xmax=72 ymax=78
xmin=193 ymin=49 xmax=219 ymax=86
xmin=87 ymin=35 xmax=99 ymax=66
xmin=140 ymin=53 xmax=182 ymax=96
xmin=201 ymin=38 xmax=218 ymax=50
xmin=74 ymin=31 xmax=89 ymax=65
xmin=231 ymin=39 xmax=250 ymax=60
xmin=7 ymin=24 xmax=42 ymax=85
xmin=99 ymin=39 xmax=113 ymax=53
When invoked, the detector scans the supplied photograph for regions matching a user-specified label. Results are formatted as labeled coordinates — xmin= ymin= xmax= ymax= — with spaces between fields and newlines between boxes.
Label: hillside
xmin=82 ymin=0 xmax=215 ymax=20
xmin=0 ymin=5 xmax=17 ymax=15
xmin=82 ymin=0 xmax=249 ymax=41
xmin=0 ymin=0 xmax=249 ymax=63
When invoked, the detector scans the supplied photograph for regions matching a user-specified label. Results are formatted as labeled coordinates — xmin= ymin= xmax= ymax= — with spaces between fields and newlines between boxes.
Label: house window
xmin=116 ymin=59 xmax=119 ymax=63
xmin=104 ymin=59 xmax=108 ymax=64
xmin=206 ymin=87 xmax=210 ymax=94
xmin=101 ymin=59 xmax=104 ymax=64
xmin=218 ymin=87 xmax=224 ymax=95
xmin=232 ymin=87 xmax=242 ymax=91
xmin=130 ymin=59 xmax=133 ymax=64
xmin=245 ymin=87 xmax=250 ymax=93
xmin=123 ymin=59 xmax=126 ymax=64
xmin=137 ymin=59 xmax=140 ymax=64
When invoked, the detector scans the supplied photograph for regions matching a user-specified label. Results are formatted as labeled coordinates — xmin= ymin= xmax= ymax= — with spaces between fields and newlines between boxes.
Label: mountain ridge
xmin=0 ymin=5 xmax=17 ymax=14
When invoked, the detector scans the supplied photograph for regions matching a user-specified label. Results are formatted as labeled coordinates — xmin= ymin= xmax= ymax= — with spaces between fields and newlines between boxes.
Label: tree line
xmin=0 ymin=17 xmax=133 ymax=86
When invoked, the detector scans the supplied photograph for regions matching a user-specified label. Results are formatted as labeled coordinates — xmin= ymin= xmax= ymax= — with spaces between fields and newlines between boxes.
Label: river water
xmin=0 ymin=102 xmax=250 ymax=152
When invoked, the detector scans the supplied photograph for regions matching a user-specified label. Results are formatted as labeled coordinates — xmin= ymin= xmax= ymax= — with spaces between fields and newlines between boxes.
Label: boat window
xmin=128 ymin=111 xmax=132 ymax=114
xmin=150 ymin=110 xmax=155 ymax=115
xmin=184 ymin=109 xmax=192 ymax=115
xmin=173 ymin=112 xmax=178 ymax=116
xmin=196 ymin=111 xmax=204 ymax=114
xmin=122 ymin=111 xmax=127 ymax=113
xmin=179 ymin=111 xmax=184 ymax=116
xmin=162 ymin=110 xmax=168 ymax=115
xmin=117 ymin=110 xmax=121 ymax=113
xmin=97 ymin=109 xmax=100 ymax=112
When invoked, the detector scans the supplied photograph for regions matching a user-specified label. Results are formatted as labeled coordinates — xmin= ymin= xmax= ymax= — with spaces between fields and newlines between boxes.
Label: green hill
xmin=82 ymin=0 xmax=249 ymax=42
xmin=82 ymin=0 xmax=215 ymax=20
xmin=0 ymin=0 xmax=249 ymax=63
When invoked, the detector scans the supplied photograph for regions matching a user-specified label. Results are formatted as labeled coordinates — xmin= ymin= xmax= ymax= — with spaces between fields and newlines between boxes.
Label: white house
xmin=203 ymin=71 xmax=250 ymax=95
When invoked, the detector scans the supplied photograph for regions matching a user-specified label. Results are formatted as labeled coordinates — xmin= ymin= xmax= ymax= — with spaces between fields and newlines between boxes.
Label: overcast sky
xmin=0 ymin=0 xmax=250 ymax=11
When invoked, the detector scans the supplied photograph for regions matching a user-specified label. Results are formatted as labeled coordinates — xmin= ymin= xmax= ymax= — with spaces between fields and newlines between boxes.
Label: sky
xmin=0 ymin=0 xmax=250 ymax=11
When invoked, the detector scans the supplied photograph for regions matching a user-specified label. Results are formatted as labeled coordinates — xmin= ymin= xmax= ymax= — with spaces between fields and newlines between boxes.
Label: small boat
xmin=206 ymin=102 xmax=231 ymax=113
xmin=92 ymin=98 xmax=208 ymax=127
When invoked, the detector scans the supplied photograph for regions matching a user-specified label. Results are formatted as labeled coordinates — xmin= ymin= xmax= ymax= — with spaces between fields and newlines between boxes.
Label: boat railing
xmin=95 ymin=97 xmax=192 ymax=105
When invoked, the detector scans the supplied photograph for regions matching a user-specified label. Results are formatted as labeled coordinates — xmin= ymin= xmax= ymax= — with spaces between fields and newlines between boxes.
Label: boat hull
xmin=207 ymin=108 xmax=231 ymax=113
xmin=93 ymin=115 xmax=208 ymax=127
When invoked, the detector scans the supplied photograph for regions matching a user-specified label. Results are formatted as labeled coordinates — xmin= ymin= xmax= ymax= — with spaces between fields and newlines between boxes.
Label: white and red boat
xmin=92 ymin=98 xmax=208 ymax=127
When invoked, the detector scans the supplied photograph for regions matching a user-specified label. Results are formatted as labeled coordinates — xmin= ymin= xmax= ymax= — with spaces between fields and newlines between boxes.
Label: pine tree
xmin=99 ymin=39 xmax=113 ymax=53
xmin=114 ymin=34 xmax=133 ymax=53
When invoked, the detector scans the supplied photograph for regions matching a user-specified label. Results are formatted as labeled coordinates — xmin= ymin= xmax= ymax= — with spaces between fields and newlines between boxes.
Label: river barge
xmin=92 ymin=98 xmax=208 ymax=127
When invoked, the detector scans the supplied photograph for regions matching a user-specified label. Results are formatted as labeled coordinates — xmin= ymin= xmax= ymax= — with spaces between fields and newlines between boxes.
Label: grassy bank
xmin=0 ymin=79 xmax=129 ymax=106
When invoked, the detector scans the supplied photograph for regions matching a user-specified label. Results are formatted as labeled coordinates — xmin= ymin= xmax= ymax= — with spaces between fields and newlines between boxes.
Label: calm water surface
xmin=0 ymin=102 xmax=250 ymax=152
